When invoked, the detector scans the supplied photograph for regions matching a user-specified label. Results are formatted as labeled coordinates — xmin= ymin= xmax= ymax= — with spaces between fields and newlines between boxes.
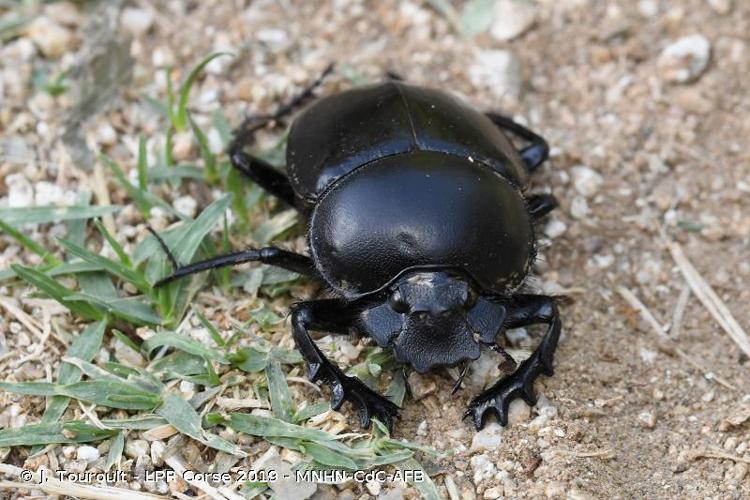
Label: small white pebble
xmin=545 ymin=219 xmax=567 ymax=239
xmin=76 ymin=445 xmax=100 ymax=462
xmin=638 ymin=411 xmax=656 ymax=429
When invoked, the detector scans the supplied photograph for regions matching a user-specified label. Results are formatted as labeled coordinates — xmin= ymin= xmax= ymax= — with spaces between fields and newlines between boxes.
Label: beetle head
xmin=360 ymin=270 xmax=507 ymax=373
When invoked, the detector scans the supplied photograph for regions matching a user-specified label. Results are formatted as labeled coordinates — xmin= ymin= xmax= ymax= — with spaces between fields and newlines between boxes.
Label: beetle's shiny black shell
xmin=287 ymin=81 xmax=536 ymax=298
xmin=309 ymin=151 xmax=534 ymax=298
xmin=287 ymin=81 xmax=529 ymax=206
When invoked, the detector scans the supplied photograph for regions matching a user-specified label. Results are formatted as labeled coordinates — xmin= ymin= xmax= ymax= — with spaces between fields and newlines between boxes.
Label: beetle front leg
xmin=465 ymin=295 xmax=561 ymax=430
xmin=291 ymin=300 xmax=400 ymax=432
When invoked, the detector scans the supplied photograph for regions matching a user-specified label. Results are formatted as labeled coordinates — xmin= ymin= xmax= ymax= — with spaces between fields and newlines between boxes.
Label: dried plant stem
xmin=617 ymin=286 xmax=736 ymax=391
xmin=667 ymin=240 xmax=750 ymax=358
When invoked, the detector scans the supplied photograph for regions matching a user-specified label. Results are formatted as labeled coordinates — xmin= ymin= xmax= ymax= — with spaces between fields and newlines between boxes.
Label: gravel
xmin=657 ymin=34 xmax=712 ymax=83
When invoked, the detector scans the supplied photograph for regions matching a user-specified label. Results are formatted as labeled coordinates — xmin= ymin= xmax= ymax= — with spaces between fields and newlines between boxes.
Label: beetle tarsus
xmin=292 ymin=300 xmax=400 ymax=432
xmin=464 ymin=296 xmax=560 ymax=430
xmin=485 ymin=112 xmax=550 ymax=173
xmin=527 ymin=193 xmax=558 ymax=221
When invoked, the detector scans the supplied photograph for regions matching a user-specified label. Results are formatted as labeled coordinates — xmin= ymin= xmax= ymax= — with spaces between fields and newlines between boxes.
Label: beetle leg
xmin=292 ymin=300 xmax=400 ymax=433
xmin=228 ymin=64 xmax=335 ymax=205
xmin=464 ymin=295 xmax=561 ymax=430
xmin=229 ymin=152 xmax=297 ymax=205
xmin=485 ymin=112 xmax=550 ymax=173
xmin=527 ymin=193 xmax=558 ymax=221
xmin=153 ymin=246 xmax=314 ymax=287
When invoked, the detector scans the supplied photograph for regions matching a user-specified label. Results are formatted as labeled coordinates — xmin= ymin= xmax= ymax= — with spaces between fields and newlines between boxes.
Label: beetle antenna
xmin=146 ymin=226 xmax=180 ymax=270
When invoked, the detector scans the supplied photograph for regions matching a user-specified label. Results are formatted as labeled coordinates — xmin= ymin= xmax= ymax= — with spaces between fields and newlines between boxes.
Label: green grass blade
xmin=94 ymin=219 xmax=133 ymax=268
xmin=58 ymin=238 xmax=149 ymax=293
xmin=292 ymin=402 xmax=329 ymax=424
xmin=99 ymin=153 xmax=185 ymax=219
xmin=40 ymin=320 xmax=107 ymax=424
xmin=105 ymin=432 xmax=125 ymax=470
xmin=170 ymin=193 xmax=232 ymax=264
xmin=142 ymin=331 xmax=226 ymax=362
xmin=137 ymin=134 xmax=148 ymax=190
xmin=189 ymin=114 xmax=218 ymax=182
xmin=0 ymin=220 xmax=60 ymax=265
xmin=395 ymin=458 xmax=441 ymax=500
xmin=301 ymin=442 xmax=359 ymax=470
xmin=0 ymin=421 xmax=118 ymax=447
xmin=212 ymin=109 xmax=232 ymax=145
xmin=0 ymin=380 xmax=161 ymax=410
xmin=11 ymin=265 xmax=106 ymax=321
xmin=265 ymin=360 xmax=294 ymax=422
xmin=194 ymin=308 xmax=225 ymax=346
xmin=65 ymin=293 xmax=162 ymax=326
xmin=157 ymin=394 xmax=247 ymax=457
xmin=253 ymin=209 xmax=298 ymax=244
xmin=175 ymin=52 xmax=233 ymax=131
xmin=0 ymin=205 xmax=121 ymax=226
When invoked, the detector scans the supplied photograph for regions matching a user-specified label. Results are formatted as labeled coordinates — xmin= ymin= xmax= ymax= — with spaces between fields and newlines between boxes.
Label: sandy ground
xmin=1 ymin=0 xmax=750 ymax=498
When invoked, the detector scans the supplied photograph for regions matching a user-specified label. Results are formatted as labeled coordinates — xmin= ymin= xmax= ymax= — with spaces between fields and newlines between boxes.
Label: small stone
xmin=407 ymin=372 xmax=437 ymax=400
xmin=25 ymin=17 xmax=73 ymax=58
xmin=470 ymin=453 xmax=497 ymax=484
xmin=445 ymin=476 xmax=461 ymax=500
xmin=545 ymin=481 xmax=566 ymax=498
xmin=637 ymin=0 xmax=659 ymax=17
xmin=544 ymin=219 xmax=567 ymax=239
xmin=490 ymin=0 xmax=537 ymax=41
xmin=121 ymin=7 xmax=155 ymax=37
xmin=417 ymin=420 xmax=428 ymax=436
xmin=337 ymin=339 xmax=359 ymax=361
xmin=125 ymin=439 xmax=150 ymax=459
xmin=171 ymin=132 xmax=195 ymax=161
xmin=731 ymin=462 xmax=748 ymax=481
xmin=471 ymin=422 xmax=504 ymax=452
xmin=97 ymin=122 xmax=118 ymax=146
xmin=365 ymin=479 xmax=381 ymax=496
xmin=466 ymin=350 xmax=502 ymax=390
xmin=706 ymin=0 xmax=732 ymax=15
xmin=469 ymin=50 xmax=523 ymax=100
xmin=569 ymin=196 xmax=589 ymax=219
xmin=637 ymin=411 xmax=656 ymax=429
xmin=508 ymin=399 xmax=531 ymax=425
xmin=114 ymin=338 xmax=145 ymax=367
xmin=150 ymin=441 xmax=166 ymax=467
xmin=6 ymin=174 xmax=34 ymax=208
xmin=264 ymin=457 xmax=316 ymax=499
xmin=571 ymin=166 xmax=603 ymax=198
xmin=484 ymin=486 xmax=503 ymax=499
xmin=173 ymin=196 xmax=197 ymax=218
xmin=657 ymin=34 xmax=711 ymax=84
xmin=76 ymin=445 xmax=99 ymax=462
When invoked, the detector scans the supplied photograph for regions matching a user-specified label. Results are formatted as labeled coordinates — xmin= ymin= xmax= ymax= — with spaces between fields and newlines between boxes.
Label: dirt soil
xmin=1 ymin=0 xmax=750 ymax=499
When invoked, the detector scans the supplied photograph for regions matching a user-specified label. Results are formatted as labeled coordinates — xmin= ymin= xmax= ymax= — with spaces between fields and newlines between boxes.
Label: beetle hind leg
xmin=292 ymin=300 xmax=400 ymax=432
xmin=464 ymin=295 xmax=561 ymax=430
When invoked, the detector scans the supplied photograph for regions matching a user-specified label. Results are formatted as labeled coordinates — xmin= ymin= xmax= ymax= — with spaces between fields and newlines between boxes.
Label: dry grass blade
xmin=667 ymin=240 xmax=750 ymax=358
xmin=0 ymin=297 xmax=44 ymax=341
xmin=549 ymin=447 xmax=614 ymax=459
xmin=687 ymin=448 xmax=750 ymax=464
xmin=0 ymin=464 xmax=164 ymax=499
xmin=616 ymin=286 xmax=736 ymax=391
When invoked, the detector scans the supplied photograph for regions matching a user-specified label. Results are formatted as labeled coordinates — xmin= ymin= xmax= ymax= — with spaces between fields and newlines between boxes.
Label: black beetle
xmin=155 ymin=69 xmax=562 ymax=432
